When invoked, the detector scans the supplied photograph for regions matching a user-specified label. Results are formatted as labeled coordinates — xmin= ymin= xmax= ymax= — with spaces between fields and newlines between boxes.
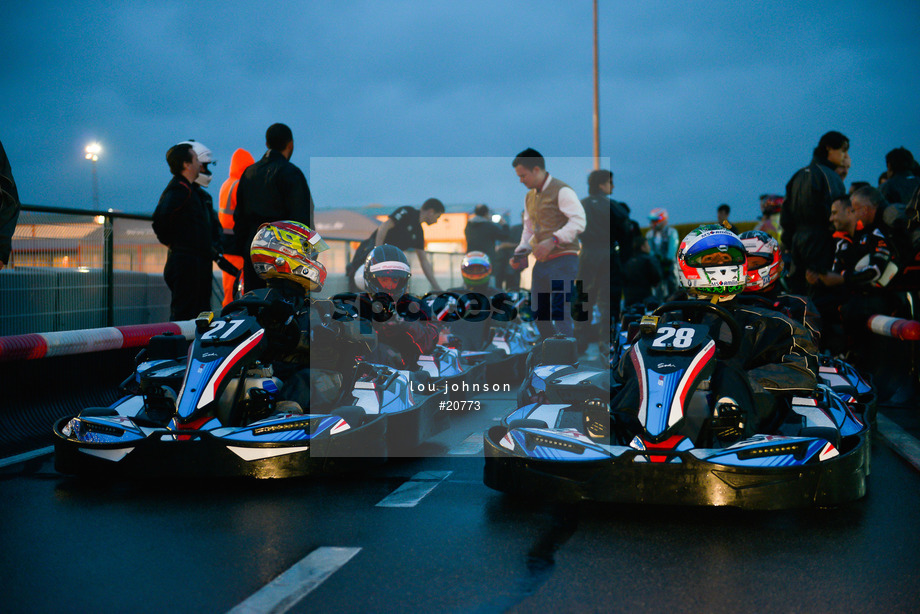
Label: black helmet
xmin=363 ymin=244 xmax=411 ymax=295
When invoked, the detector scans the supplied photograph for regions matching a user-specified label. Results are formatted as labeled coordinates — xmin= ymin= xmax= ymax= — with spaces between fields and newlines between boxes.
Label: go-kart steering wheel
xmin=221 ymin=297 xmax=274 ymax=317
xmin=652 ymin=300 xmax=742 ymax=359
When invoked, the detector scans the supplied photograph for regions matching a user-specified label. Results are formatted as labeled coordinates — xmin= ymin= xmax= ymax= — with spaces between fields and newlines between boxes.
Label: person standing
xmin=576 ymin=169 xmax=621 ymax=353
xmin=464 ymin=203 xmax=507 ymax=277
xmin=218 ymin=148 xmax=255 ymax=305
xmin=153 ymin=143 xmax=220 ymax=320
xmin=234 ymin=123 xmax=314 ymax=293
xmin=646 ymin=208 xmax=679 ymax=299
xmin=781 ymin=131 xmax=849 ymax=294
xmin=717 ymin=203 xmax=737 ymax=233
xmin=511 ymin=148 xmax=586 ymax=339
xmin=0 ymin=140 xmax=21 ymax=270
xmin=345 ymin=198 xmax=445 ymax=292
xmin=880 ymin=147 xmax=919 ymax=206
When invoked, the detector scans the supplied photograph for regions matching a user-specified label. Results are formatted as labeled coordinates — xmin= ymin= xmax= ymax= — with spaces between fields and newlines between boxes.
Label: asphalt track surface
xmin=2 ymin=376 xmax=920 ymax=613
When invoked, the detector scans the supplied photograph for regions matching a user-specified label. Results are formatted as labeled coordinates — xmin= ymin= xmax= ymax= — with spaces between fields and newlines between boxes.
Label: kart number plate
xmin=201 ymin=319 xmax=250 ymax=344
xmin=650 ymin=326 xmax=700 ymax=351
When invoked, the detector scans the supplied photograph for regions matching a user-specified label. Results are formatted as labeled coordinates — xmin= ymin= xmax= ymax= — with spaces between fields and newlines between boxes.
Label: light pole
xmin=592 ymin=0 xmax=600 ymax=170
xmin=84 ymin=142 xmax=101 ymax=210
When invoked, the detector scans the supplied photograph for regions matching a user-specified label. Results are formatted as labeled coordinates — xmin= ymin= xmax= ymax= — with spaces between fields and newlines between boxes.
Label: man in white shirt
xmin=511 ymin=148 xmax=587 ymax=339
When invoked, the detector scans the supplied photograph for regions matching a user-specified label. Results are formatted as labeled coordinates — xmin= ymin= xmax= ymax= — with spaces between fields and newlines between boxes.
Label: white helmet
xmin=179 ymin=140 xmax=216 ymax=187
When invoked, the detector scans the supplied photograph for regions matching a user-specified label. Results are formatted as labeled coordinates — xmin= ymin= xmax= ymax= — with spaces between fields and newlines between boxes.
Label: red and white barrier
xmin=867 ymin=315 xmax=920 ymax=341
xmin=0 ymin=321 xmax=196 ymax=362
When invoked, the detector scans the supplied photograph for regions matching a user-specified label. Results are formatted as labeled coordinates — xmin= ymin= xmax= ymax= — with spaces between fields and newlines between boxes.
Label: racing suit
xmin=238 ymin=280 xmax=376 ymax=411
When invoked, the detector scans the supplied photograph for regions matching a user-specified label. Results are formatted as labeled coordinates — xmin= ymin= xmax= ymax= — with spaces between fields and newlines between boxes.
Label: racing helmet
xmin=739 ymin=230 xmax=784 ymax=292
xmin=364 ymin=244 xmax=412 ymax=295
xmin=179 ymin=140 xmax=216 ymax=187
xmin=760 ymin=194 xmax=784 ymax=216
xmin=676 ymin=224 xmax=748 ymax=301
xmin=649 ymin=207 xmax=668 ymax=229
xmin=461 ymin=251 xmax=492 ymax=286
xmin=250 ymin=221 xmax=329 ymax=291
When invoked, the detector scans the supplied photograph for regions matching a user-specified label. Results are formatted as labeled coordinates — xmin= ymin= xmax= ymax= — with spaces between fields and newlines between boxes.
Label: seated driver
xmin=738 ymin=230 xmax=822 ymax=345
xmin=443 ymin=251 xmax=507 ymax=352
xmin=360 ymin=244 xmax=439 ymax=370
xmin=613 ymin=225 xmax=817 ymax=441
xmin=240 ymin=221 xmax=375 ymax=412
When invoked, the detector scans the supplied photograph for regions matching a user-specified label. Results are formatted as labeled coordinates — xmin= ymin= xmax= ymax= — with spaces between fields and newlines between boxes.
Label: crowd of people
xmin=145 ymin=128 xmax=920 ymax=374
xmin=10 ymin=125 xmax=919 ymax=370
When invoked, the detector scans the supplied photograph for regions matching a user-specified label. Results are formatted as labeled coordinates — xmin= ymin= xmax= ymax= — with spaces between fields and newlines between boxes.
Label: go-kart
xmin=484 ymin=301 xmax=872 ymax=509
xmin=516 ymin=335 xmax=611 ymax=408
xmin=52 ymin=295 xmax=444 ymax=478
xmin=427 ymin=291 xmax=533 ymax=386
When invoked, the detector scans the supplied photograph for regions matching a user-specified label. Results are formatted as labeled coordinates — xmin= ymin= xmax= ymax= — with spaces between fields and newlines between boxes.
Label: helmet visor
xmin=685 ymin=245 xmax=746 ymax=267
xmin=376 ymin=275 xmax=403 ymax=291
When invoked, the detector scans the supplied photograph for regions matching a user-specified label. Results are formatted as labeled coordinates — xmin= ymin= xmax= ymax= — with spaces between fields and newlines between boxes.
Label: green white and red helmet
xmin=676 ymin=224 xmax=747 ymax=300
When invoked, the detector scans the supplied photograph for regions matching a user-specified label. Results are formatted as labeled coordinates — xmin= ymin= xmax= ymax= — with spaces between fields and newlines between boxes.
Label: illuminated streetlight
xmin=84 ymin=142 xmax=102 ymax=209
xmin=84 ymin=142 xmax=101 ymax=162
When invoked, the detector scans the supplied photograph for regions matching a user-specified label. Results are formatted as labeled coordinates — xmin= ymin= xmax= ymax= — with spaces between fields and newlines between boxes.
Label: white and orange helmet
xmin=739 ymin=230 xmax=784 ymax=292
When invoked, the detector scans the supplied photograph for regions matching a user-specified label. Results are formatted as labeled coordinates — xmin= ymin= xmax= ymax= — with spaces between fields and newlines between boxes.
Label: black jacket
xmin=0 ymin=141 xmax=20 ymax=265
xmin=153 ymin=176 xmax=219 ymax=258
xmin=781 ymin=157 xmax=846 ymax=273
xmin=464 ymin=215 xmax=507 ymax=261
xmin=234 ymin=150 xmax=313 ymax=255
xmin=880 ymin=171 xmax=920 ymax=205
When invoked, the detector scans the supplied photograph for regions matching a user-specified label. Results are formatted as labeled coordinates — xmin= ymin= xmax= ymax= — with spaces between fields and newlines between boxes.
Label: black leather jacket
xmin=781 ymin=157 xmax=846 ymax=273
xmin=0 ymin=141 xmax=20 ymax=264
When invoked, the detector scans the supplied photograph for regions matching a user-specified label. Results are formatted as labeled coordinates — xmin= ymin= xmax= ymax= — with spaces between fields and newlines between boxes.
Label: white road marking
xmin=375 ymin=470 xmax=452 ymax=507
xmin=449 ymin=432 xmax=484 ymax=456
xmin=0 ymin=446 xmax=53 ymax=468
xmin=877 ymin=413 xmax=920 ymax=472
xmin=226 ymin=546 xmax=361 ymax=614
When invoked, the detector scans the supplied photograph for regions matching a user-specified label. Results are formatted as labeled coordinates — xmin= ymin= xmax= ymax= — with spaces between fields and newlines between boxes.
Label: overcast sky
xmin=2 ymin=1 xmax=918 ymax=225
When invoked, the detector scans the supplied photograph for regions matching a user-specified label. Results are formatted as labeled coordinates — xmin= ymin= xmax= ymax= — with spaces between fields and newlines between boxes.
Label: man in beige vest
xmin=511 ymin=148 xmax=586 ymax=339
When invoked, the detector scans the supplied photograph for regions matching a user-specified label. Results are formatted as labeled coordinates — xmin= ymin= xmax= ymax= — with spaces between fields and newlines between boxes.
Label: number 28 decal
xmin=201 ymin=319 xmax=246 ymax=341
xmin=651 ymin=326 xmax=695 ymax=348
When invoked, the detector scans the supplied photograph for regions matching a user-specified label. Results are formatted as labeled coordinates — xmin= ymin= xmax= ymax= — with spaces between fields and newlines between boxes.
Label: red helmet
xmin=760 ymin=194 xmax=784 ymax=216
xmin=250 ymin=221 xmax=328 ymax=291
xmin=648 ymin=208 xmax=668 ymax=229
xmin=739 ymin=230 xmax=784 ymax=292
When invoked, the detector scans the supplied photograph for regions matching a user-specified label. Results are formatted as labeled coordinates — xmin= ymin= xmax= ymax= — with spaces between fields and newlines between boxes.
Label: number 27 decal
xmin=201 ymin=319 xmax=245 ymax=340
xmin=651 ymin=326 xmax=695 ymax=348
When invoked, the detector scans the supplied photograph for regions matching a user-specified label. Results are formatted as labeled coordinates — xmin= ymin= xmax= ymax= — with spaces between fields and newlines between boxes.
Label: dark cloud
xmin=1 ymin=1 xmax=918 ymax=223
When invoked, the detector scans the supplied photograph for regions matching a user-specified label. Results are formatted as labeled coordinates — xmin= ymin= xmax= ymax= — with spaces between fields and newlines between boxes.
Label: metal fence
xmin=1 ymin=205 xmax=474 ymax=336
